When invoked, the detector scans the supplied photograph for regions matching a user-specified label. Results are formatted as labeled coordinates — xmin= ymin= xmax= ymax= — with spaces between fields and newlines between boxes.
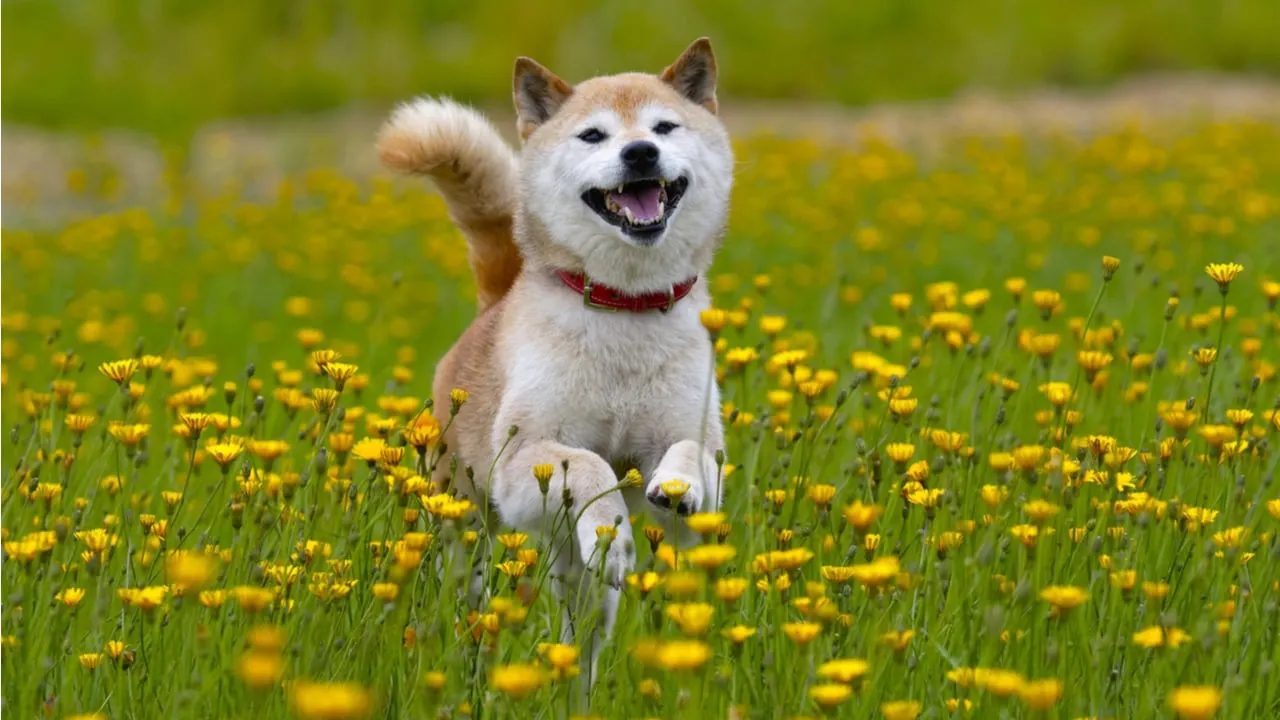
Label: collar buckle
xmin=661 ymin=285 xmax=676 ymax=313
xmin=581 ymin=278 xmax=619 ymax=312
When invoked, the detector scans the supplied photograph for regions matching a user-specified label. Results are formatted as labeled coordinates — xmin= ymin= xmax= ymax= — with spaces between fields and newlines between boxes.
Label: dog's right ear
xmin=513 ymin=57 xmax=573 ymax=140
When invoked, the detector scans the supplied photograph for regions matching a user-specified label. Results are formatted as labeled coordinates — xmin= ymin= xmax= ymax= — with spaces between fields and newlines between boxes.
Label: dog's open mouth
xmin=582 ymin=177 xmax=689 ymax=242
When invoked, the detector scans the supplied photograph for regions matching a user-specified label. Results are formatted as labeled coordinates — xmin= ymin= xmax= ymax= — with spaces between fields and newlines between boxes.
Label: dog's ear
xmin=513 ymin=57 xmax=573 ymax=139
xmin=661 ymin=37 xmax=718 ymax=114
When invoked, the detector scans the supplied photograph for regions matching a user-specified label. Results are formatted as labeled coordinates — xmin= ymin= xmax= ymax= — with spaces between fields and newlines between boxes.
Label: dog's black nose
xmin=621 ymin=141 xmax=660 ymax=173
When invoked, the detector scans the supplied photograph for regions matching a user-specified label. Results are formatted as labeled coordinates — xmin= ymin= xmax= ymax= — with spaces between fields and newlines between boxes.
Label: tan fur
xmin=430 ymin=299 xmax=504 ymax=497
xmin=377 ymin=99 xmax=522 ymax=310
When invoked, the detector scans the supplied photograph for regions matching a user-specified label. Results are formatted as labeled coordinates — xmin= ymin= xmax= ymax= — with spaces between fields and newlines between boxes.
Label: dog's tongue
xmin=609 ymin=185 xmax=663 ymax=222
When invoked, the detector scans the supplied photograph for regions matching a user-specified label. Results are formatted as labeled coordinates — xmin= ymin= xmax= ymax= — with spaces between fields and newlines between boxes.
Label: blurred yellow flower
xmin=1168 ymin=685 xmax=1222 ymax=720
xmin=291 ymin=681 xmax=373 ymax=719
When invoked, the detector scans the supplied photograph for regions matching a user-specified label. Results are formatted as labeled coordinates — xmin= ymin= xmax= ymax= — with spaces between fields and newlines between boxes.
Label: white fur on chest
xmin=495 ymin=278 xmax=718 ymax=465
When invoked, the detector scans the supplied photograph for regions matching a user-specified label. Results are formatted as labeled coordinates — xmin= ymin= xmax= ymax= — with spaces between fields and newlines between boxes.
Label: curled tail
xmin=377 ymin=97 xmax=521 ymax=310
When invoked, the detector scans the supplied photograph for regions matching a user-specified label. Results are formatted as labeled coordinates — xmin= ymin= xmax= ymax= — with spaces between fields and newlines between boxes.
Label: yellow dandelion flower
xmin=665 ymin=602 xmax=715 ymax=636
xmin=1205 ymin=263 xmax=1243 ymax=293
xmin=684 ymin=544 xmax=736 ymax=570
xmin=1018 ymin=678 xmax=1063 ymax=710
xmin=842 ymin=501 xmax=883 ymax=532
xmin=350 ymin=437 xmax=386 ymax=465
xmin=715 ymin=577 xmax=749 ymax=604
xmin=686 ymin=512 xmax=725 ymax=536
xmin=659 ymin=479 xmax=690 ymax=500
xmin=1191 ymin=347 xmax=1217 ymax=369
xmin=810 ymin=683 xmax=852 ymax=708
xmin=206 ymin=442 xmax=244 ymax=469
xmin=880 ymin=700 xmax=922 ymax=720
xmin=449 ymin=388 xmax=469 ymax=409
xmin=782 ymin=622 xmax=823 ymax=645
xmin=107 ymin=423 xmax=150 ymax=447
xmin=99 ymin=358 xmax=139 ymax=384
xmin=722 ymin=624 xmax=756 ymax=644
xmin=165 ymin=553 xmax=217 ymax=591
xmin=1168 ymin=685 xmax=1222 ymax=720
xmin=231 ymin=586 xmax=275 ymax=613
xmin=323 ymin=362 xmax=360 ymax=391
xmin=290 ymin=681 xmax=373 ymax=719
xmin=1039 ymin=585 xmax=1088 ymax=614
xmin=817 ymin=658 xmax=869 ymax=683
xmin=700 ymin=308 xmax=728 ymax=334
xmin=879 ymin=629 xmax=915 ymax=652
xmin=655 ymin=639 xmax=713 ymax=671
xmin=237 ymin=651 xmax=284 ymax=690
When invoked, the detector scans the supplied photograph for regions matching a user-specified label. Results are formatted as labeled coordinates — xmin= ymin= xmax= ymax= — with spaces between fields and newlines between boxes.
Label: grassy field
xmin=2 ymin=115 xmax=1279 ymax=720
xmin=4 ymin=0 xmax=1280 ymax=137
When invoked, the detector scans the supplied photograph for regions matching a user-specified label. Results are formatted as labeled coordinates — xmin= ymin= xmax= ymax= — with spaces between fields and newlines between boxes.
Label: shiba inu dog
xmin=376 ymin=38 xmax=732 ymax=677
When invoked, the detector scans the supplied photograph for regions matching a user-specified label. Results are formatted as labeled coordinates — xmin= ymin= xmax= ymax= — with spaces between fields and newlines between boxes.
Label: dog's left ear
xmin=661 ymin=37 xmax=718 ymax=114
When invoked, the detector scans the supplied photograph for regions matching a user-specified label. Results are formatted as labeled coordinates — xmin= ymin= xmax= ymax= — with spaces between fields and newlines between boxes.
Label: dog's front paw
xmin=578 ymin=522 xmax=635 ymax=589
xmin=646 ymin=476 xmax=704 ymax=517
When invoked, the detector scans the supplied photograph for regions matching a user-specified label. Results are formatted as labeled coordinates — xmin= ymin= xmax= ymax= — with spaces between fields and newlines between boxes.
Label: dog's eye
xmin=652 ymin=121 xmax=679 ymax=136
xmin=577 ymin=128 xmax=607 ymax=144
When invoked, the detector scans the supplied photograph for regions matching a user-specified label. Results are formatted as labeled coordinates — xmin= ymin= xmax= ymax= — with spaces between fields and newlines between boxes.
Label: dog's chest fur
xmin=497 ymin=280 xmax=717 ymax=470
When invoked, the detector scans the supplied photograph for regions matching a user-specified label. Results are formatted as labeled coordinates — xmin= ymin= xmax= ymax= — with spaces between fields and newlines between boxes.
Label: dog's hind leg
xmin=490 ymin=439 xmax=635 ymax=700
xmin=552 ymin=548 xmax=622 ymax=710
xmin=489 ymin=440 xmax=636 ymax=590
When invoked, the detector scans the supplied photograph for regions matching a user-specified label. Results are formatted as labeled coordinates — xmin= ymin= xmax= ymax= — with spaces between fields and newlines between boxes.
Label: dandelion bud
xmin=449 ymin=388 xmax=469 ymax=414
xmin=1101 ymin=255 xmax=1121 ymax=281
xmin=532 ymin=464 xmax=554 ymax=494
xmin=253 ymin=396 xmax=265 ymax=413
xmin=175 ymin=307 xmax=187 ymax=331
xmin=561 ymin=487 xmax=574 ymax=508
xmin=644 ymin=525 xmax=664 ymax=552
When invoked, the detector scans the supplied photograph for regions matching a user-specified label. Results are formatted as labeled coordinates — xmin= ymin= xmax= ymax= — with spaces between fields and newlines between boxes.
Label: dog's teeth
xmin=658 ymin=201 xmax=665 ymax=216
xmin=617 ymin=184 xmax=625 ymax=194
xmin=659 ymin=179 xmax=666 ymax=187
xmin=622 ymin=207 xmax=634 ymax=223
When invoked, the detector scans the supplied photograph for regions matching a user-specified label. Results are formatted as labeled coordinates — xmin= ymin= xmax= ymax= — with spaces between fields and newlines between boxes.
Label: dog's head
xmin=513 ymin=38 xmax=733 ymax=293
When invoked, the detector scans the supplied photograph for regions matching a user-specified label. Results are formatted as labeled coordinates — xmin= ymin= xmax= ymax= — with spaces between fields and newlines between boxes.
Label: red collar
xmin=555 ymin=270 xmax=698 ymax=313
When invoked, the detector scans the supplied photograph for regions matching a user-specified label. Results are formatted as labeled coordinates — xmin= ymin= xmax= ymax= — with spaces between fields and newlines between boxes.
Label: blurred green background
xmin=4 ymin=0 xmax=1279 ymax=139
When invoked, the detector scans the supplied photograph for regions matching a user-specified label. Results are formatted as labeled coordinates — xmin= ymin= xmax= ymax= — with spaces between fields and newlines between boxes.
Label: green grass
xmin=2 ymin=120 xmax=1279 ymax=719
xmin=4 ymin=0 xmax=1280 ymax=137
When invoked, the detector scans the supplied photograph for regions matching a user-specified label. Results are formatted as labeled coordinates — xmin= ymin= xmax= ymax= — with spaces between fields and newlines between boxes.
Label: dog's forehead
xmin=561 ymin=73 xmax=686 ymax=126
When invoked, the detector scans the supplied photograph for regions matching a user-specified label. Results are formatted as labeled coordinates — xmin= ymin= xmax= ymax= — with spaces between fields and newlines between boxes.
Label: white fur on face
xmin=521 ymin=99 xmax=734 ymax=293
